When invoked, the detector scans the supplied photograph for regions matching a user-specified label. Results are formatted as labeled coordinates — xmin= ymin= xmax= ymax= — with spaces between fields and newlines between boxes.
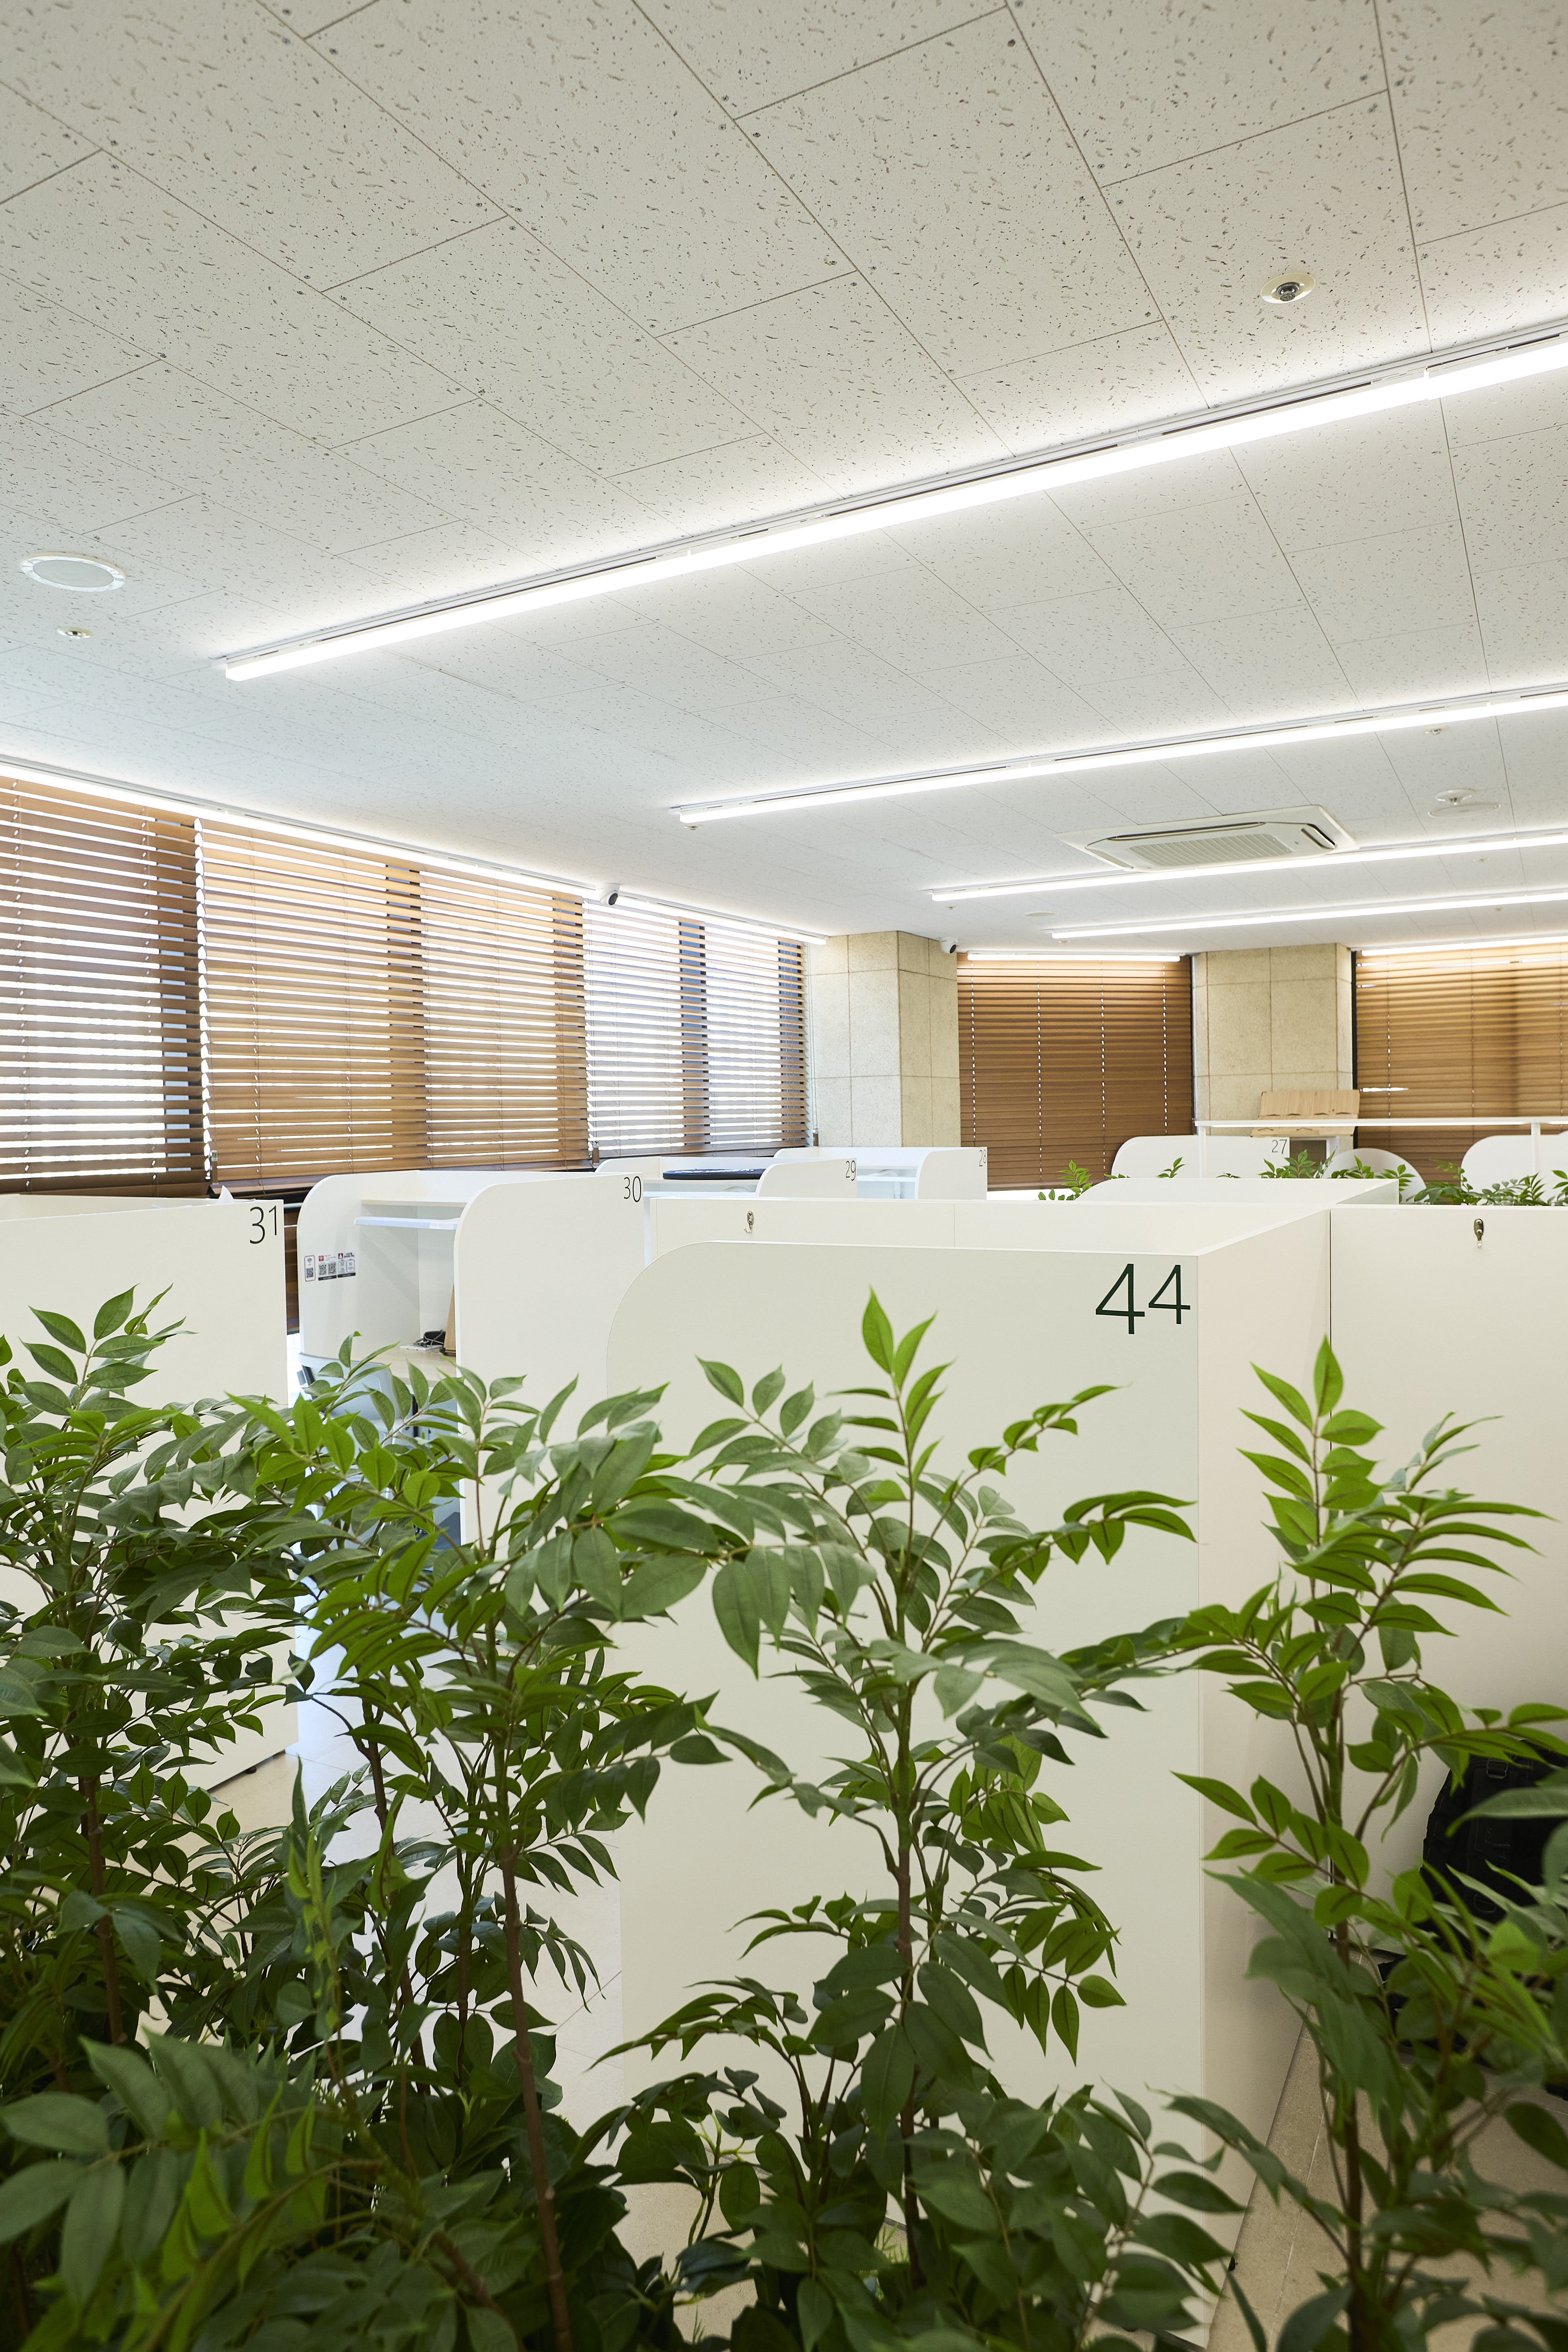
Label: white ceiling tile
xmin=515 ymin=680 xmax=759 ymax=782
xmin=712 ymin=692 xmax=896 ymax=773
xmin=613 ymin=434 xmax=829 ymax=532
xmin=896 ymin=501 xmax=1116 ymax=614
xmin=1112 ymin=98 xmax=1427 ymax=403
xmin=1080 ymin=496 xmax=1306 ymax=628
xmin=336 ymin=402 xmax=652 ymax=562
xmin=1169 ymin=604 xmax=1354 ymax=717
xmin=0 ymin=412 xmax=181 ymax=535
xmin=750 ymin=17 xmax=1153 ymax=377
xmin=562 ymin=623 xmax=769 ymax=712
xmin=0 ymin=76 xmax=94 ymax=202
xmin=323 ymin=0 xmax=835 ymax=335
xmin=339 ymin=522 xmax=570 ymax=610
xmin=59 ymin=586 xmax=304 ymax=671
xmin=1078 ymin=668 xmax=1235 ymax=737
xmin=639 ymin=0 xmax=968 ymax=116
xmin=402 ymin=631 xmax=619 ymax=706
xmin=1441 ymin=369 xmax=1568 ymax=451
xmin=4 ymin=0 xmax=499 ymax=283
xmin=955 ymin=321 xmax=1200 ymax=453
xmin=1288 ymin=523 xmax=1478 ymax=642
xmin=1452 ymin=423 xmax=1568 ymax=571
xmin=1382 ymin=0 xmax=1568 ymax=243
xmin=76 ymin=497 xmax=379 ymax=618
xmin=995 ymin=582 xmax=1189 ymax=683
xmin=330 ymin=220 xmax=757 ymax=477
xmin=917 ymin=653 xmax=1113 ymax=746
xmin=0 ymin=278 xmax=151 ymax=418
xmin=663 ymin=276 xmax=1004 ymax=491
xmin=738 ymin=528 xmax=919 ymax=598
xmin=1418 ymin=205 xmax=1568 ymax=346
xmin=608 ymin=573 xmax=837 ymax=662
xmin=1044 ymin=449 xmax=1249 ymax=532
xmin=35 ymin=369 xmax=455 ymax=554
xmin=1471 ymin=558 xmax=1568 ymax=687
xmin=745 ymin=637 xmax=1008 ymax=761
xmin=1235 ymin=408 xmax=1461 ymax=551
xmin=1331 ymin=619 xmax=1489 ymax=702
xmin=787 ymin=568 xmax=1022 ymax=672
xmin=1029 ymin=0 xmax=1381 ymax=183
xmin=0 ymin=155 xmax=469 ymax=444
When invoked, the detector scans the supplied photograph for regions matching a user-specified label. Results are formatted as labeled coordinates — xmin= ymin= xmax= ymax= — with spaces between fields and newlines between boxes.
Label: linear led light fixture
xmin=226 ymin=319 xmax=1568 ymax=685
xmin=606 ymin=892 xmax=827 ymax=946
xmin=1051 ymin=885 xmax=1568 ymax=941
xmin=1358 ymin=930 xmax=1568 ymax=958
xmin=962 ymin=949 xmax=1183 ymax=962
xmin=675 ymin=680 xmax=1568 ymax=825
xmin=932 ymin=819 xmax=1568 ymax=902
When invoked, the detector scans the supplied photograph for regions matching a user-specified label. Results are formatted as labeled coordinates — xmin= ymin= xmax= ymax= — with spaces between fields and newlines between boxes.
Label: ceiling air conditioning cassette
xmin=1072 ymin=805 xmax=1355 ymax=872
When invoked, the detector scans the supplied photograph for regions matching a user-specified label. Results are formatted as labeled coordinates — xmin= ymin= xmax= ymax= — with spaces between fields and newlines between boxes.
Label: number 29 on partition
xmin=1094 ymin=1261 xmax=1188 ymax=1335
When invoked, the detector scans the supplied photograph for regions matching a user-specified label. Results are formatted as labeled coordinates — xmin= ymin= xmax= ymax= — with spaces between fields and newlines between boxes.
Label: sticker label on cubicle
xmin=303 ymin=1251 xmax=356 ymax=1283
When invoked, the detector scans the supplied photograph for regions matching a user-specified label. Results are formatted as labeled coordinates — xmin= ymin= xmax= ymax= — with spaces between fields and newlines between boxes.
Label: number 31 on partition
xmin=1094 ymin=1262 xmax=1189 ymax=1335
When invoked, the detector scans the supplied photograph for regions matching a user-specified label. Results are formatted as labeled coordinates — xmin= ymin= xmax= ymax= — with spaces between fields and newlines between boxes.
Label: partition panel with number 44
xmin=1095 ymin=1260 xmax=1190 ymax=1335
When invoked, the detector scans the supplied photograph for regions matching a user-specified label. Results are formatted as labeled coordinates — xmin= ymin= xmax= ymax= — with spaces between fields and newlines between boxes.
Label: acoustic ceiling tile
xmin=608 ymin=573 xmax=839 ymax=663
xmin=560 ymin=622 xmax=766 ymax=711
xmin=1381 ymin=0 xmax=1568 ymax=243
xmin=34 ymin=367 xmax=455 ymax=554
xmin=1451 ymin=423 xmax=1568 ymax=571
xmin=1078 ymin=667 xmax=1236 ymax=738
xmin=1288 ymin=523 xmax=1478 ymax=642
xmin=1111 ymin=98 xmax=1427 ymax=403
xmin=739 ymin=526 xmax=920 ymax=599
xmin=613 ymin=433 xmax=829 ymax=532
xmin=1418 ymin=204 xmax=1568 ymax=346
xmin=1441 ymin=368 xmax=1568 ymax=451
xmin=520 ymin=681 xmax=763 ymax=783
xmin=0 ymin=77 xmax=95 ymax=203
xmin=324 ymin=0 xmax=834 ymax=335
xmin=330 ymin=221 xmax=756 ymax=478
xmin=787 ymin=567 xmax=1023 ymax=672
xmin=0 ymin=155 xmax=470 ymax=446
xmin=1236 ymin=407 xmax=1460 ymax=551
xmin=0 ymin=279 xmax=151 ymax=420
xmin=79 ymin=497 xmax=377 ymax=619
xmin=0 ymin=413 xmax=181 ymax=536
xmin=890 ymin=499 xmax=1115 ymax=610
xmin=917 ymin=652 xmax=1111 ymax=746
xmin=637 ymin=0 xmax=968 ymax=117
xmin=995 ymin=582 xmax=1194 ymax=685
xmin=3 ymin=0 xmax=499 ymax=284
xmin=744 ymin=635 xmax=1006 ymax=751
xmin=1080 ymin=495 xmax=1306 ymax=629
xmin=336 ymin=402 xmax=652 ymax=561
xmin=1043 ymin=449 xmax=1249 ymax=533
xmin=1169 ymin=604 xmax=1354 ymax=719
xmin=748 ymin=16 xmax=1152 ymax=376
xmin=1330 ymin=618 xmax=1489 ymax=703
xmin=664 ymin=275 xmax=1004 ymax=491
xmin=1470 ymin=558 xmax=1568 ymax=687
xmin=955 ymin=321 xmax=1201 ymax=454
xmin=339 ymin=522 xmax=564 ymax=613
xmin=703 ymin=691 xmax=896 ymax=774
xmin=1028 ymin=0 xmax=1381 ymax=184
xmin=402 ymin=624 xmax=646 ymax=704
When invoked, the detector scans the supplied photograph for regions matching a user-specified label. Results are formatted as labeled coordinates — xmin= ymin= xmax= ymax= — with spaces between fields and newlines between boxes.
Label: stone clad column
xmin=807 ymin=932 xmax=960 ymax=1146
xmin=1191 ymin=945 xmax=1354 ymax=1121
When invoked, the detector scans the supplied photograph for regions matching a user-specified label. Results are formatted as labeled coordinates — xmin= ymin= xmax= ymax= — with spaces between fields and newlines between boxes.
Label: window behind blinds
xmin=1354 ymin=940 xmax=1568 ymax=1177
xmin=584 ymin=904 xmax=808 ymax=1158
xmin=958 ymin=956 xmax=1193 ymax=1190
xmin=202 ymin=825 xmax=589 ymax=1188
xmin=0 ymin=777 xmax=203 ymax=1194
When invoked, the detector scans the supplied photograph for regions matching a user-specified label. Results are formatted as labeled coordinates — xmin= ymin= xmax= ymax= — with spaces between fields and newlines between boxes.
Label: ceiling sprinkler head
xmin=1260 ymin=270 xmax=1317 ymax=306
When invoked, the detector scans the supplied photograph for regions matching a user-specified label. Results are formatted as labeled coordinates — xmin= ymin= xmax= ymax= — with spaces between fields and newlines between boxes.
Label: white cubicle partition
xmin=608 ymin=1205 xmax=1325 ymax=2176
xmin=0 ymin=1197 xmax=291 ymax=1782
xmin=1330 ymin=1202 xmax=1568 ymax=1874
xmin=1100 ymin=1175 xmax=1400 ymax=1205
xmin=773 ymin=1144 xmax=988 ymax=1199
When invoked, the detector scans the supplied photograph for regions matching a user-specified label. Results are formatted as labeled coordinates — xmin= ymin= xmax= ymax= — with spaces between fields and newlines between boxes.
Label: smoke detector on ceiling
xmin=1261 ymin=270 xmax=1317 ymax=305
xmin=1067 ymin=805 xmax=1354 ymax=873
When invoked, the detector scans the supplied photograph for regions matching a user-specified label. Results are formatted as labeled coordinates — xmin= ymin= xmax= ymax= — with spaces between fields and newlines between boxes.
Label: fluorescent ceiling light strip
xmin=675 ymin=684 xmax=1568 ymax=825
xmin=608 ymin=892 xmax=827 ymax=946
xmin=0 ymin=751 xmax=601 ymax=899
xmin=932 ymin=822 xmax=1568 ymax=901
xmin=1052 ymin=886 xmax=1568 ymax=940
xmin=227 ymin=321 xmax=1568 ymax=685
xmin=1358 ymin=930 xmax=1568 ymax=958
xmin=963 ymin=949 xmax=1182 ymax=962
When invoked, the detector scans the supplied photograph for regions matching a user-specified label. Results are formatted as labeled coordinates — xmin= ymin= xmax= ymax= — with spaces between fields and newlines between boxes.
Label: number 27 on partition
xmin=1095 ymin=1262 xmax=1188 ymax=1335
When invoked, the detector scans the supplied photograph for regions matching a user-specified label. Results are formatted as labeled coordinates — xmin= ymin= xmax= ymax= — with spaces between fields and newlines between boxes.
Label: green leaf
xmin=1077 ymin=1975 xmax=1124 ymax=2009
xmin=1277 ymin=2286 xmax=1351 ymax=2352
xmin=713 ymin=1559 xmax=762 ymax=1674
xmin=1310 ymin=1341 xmax=1342 ymax=1417
xmin=144 ymin=2037 xmax=221 ymax=2130
xmin=572 ymin=1526 xmax=623 ymax=1612
xmin=93 ymin=1290 xmax=136 ymax=1341
xmin=1251 ymin=1366 xmax=1311 ymax=1431
xmin=26 ymin=1344 xmax=80 ymax=1384
xmin=1132 ymin=2211 xmax=1228 ymax=2267
xmin=718 ymin=2162 xmax=761 ymax=2226
xmin=82 ymin=2043 xmax=172 ymax=2140
xmin=1152 ymin=2170 xmax=1242 ymax=2214
xmin=1173 ymin=1774 xmax=1256 ymax=1824
xmin=31 ymin=1310 xmax=87 ymax=1355
xmin=914 ymin=2170 xmax=998 ymax=2235
xmin=700 ymin=1358 xmax=745 ymax=1406
xmin=751 ymin=1369 xmax=785 ymax=1418
xmin=861 ymin=2028 xmax=914 ymax=2131
xmin=1051 ymin=1985 xmax=1080 ymax=2063
xmin=1 ymin=2098 xmax=109 ymax=2155
xmin=1508 ymin=2102 xmax=1568 ymax=2169
xmin=796 ymin=2278 xmax=833 ymax=2352
xmin=861 ymin=1291 xmax=896 ymax=1375
xmin=620 ymin=1557 xmax=708 ymax=1620
xmin=61 ymin=2162 xmax=124 ymax=2309
xmin=0 ymin=2162 xmax=81 ymax=2244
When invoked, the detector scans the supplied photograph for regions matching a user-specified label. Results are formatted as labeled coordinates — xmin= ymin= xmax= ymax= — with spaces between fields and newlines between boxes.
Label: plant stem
xmin=499 ymin=1853 xmax=573 ymax=2352
xmin=80 ymin=1776 xmax=123 ymax=2044
xmin=894 ymin=1735 xmax=923 ymax=2286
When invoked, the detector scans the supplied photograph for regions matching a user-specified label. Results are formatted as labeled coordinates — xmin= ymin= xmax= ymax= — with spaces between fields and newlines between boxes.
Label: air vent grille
xmin=1077 ymin=807 xmax=1352 ymax=871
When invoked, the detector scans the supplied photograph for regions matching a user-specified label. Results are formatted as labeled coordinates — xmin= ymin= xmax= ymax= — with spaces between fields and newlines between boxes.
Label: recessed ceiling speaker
xmin=20 ymin=553 xmax=126 ymax=593
xmin=1260 ymin=271 xmax=1317 ymax=305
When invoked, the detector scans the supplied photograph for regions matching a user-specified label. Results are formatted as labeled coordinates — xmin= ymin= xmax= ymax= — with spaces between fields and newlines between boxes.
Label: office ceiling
xmin=4 ymin=0 xmax=1568 ymax=948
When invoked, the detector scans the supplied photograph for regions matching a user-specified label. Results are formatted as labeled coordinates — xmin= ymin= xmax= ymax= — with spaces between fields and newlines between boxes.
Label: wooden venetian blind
xmin=584 ymin=904 xmax=808 ymax=1158
xmin=202 ymin=825 xmax=588 ymax=1188
xmin=958 ymin=956 xmax=1193 ymax=1190
xmin=0 ymin=777 xmax=204 ymax=1195
xmin=1354 ymin=941 xmax=1568 ymax=1179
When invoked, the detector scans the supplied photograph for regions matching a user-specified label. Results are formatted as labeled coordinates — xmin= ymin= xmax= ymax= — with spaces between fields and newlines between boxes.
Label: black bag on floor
xmin=1422 ymin=1747 xmax=1557 ymax=1923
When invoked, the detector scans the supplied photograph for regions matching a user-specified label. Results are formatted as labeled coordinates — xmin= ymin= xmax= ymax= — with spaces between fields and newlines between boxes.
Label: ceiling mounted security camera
xmin=940 ymin=937 xmax=958 ymax=955
xmin=1260 ymin=271 xmax=1317 ymax=306
xmin=605 ymin=886 xmax=621 ymax=905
